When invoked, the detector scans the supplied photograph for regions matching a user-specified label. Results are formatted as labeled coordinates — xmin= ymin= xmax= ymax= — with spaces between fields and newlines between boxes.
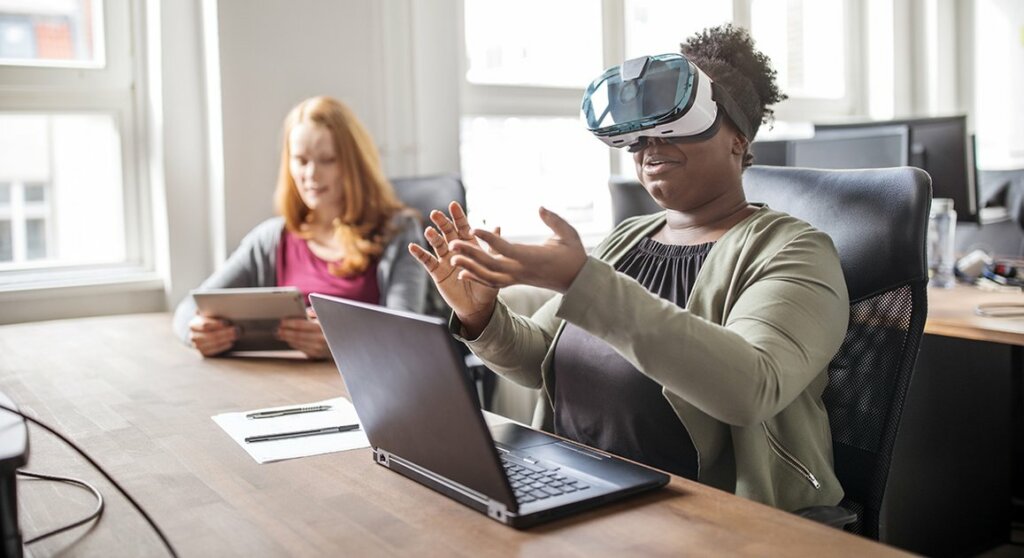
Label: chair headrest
xmin=743 ymin=166 xmax=932 ymax=302
xmin=389 ymin=174 xmax=467 ymax=218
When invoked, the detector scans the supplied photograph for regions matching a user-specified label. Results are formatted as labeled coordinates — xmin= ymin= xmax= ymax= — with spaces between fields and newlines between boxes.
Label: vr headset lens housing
xmin=583 ymin=55 xmax=694 ymax=132
xmin=582 ymin=53 xmax=750 ymax=151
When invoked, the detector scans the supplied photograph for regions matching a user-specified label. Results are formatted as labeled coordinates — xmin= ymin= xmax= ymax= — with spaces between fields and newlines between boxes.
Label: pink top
xmin=276 ymin=230 xmax=380 ymax=306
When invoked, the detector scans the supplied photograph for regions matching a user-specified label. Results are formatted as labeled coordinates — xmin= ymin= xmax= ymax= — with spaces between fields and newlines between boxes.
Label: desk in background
xmin=926 ymin=284 xmax=1024 ymax=345
xmin=0 ymin=313 xmax=904 ymax=557
xmin=881 ymin=285 xmax=1024 ymax=556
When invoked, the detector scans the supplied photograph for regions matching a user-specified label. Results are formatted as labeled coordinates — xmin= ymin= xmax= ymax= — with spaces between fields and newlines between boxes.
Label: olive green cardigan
xmin=459 ymin=206 xmax=849 ymax=511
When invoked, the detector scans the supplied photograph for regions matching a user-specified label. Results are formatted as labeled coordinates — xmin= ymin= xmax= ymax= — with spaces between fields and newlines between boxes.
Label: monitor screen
xmin=815 ymin=116 xmax=978 ymax=223
xmin=789 ymin=125 xmax=910 ymax=169
xmin=749 ymin=139 xmax=790 ymax=166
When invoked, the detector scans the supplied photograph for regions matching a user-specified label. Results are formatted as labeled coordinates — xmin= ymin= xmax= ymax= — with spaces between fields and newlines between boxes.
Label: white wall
xmin=156 ymin=0 xmax=461 ymax=310
xmin=210 ymin=0 xmax=461 ymax=257
xmin=153 ymin=0 xmax=215 ymax=311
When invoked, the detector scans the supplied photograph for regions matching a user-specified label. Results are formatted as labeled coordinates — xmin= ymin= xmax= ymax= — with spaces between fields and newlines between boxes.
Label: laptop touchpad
xmin=490 ymin=422 xmax=556 ymax=449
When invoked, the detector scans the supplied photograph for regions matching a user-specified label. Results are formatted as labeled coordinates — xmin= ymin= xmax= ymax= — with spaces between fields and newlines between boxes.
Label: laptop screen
xmin=310 ymin=294 xmax=517 ymax=508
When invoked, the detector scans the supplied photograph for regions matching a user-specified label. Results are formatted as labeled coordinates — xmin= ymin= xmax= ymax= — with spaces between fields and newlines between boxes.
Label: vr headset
xmin=581 ymin=53 xmax=753 ymax=151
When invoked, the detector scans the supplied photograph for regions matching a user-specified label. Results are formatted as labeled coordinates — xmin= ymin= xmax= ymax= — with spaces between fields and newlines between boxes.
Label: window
xmin=459 ymin=0 xmax=860 ymax=241
xmin=973 ymin=0 xmax=1024 ymax=169
xmin=464 ymin=0 xmax=602 ymax=88
xmin=750 ymin=0 xmax=847 ymax=100
xmin=0 ymin=0 xmax=146 ymax=284
xmin=624 ymin=0 xmax=732 ymax=59
xmin=460 ymin=0 xmax=606 ymax=239
xmin=460 ymin=116 xmax=610 ymax=239
xmin=0 ymin=0 xmax=103 ymax=67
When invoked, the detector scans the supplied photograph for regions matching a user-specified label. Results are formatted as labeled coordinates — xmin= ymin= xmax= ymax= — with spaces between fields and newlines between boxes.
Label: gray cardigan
xmin=172 ymin=213 xmax=427 ymax=343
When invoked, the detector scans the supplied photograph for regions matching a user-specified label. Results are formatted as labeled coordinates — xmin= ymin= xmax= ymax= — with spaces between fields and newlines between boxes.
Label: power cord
xmin=0 ymin=403 xmax=179 ymax=557
xmin=17 ymin=470 xmax=104 ymax=544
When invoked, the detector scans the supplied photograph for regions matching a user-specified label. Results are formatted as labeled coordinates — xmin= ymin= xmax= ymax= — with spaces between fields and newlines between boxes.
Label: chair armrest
xmin=794 ymin=505 xmax=858 ymax=529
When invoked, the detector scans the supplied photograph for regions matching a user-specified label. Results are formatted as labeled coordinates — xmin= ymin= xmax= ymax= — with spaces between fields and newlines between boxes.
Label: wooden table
xmin=925 ymin=284 xmax=1024 ymax=345
xmin=0 ymin=313 xmax=905 ymax=557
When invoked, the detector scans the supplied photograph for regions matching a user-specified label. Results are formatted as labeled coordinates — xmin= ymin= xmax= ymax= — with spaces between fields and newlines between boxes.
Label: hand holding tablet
xmin=191 ymin=287 xmax=307 ymax=352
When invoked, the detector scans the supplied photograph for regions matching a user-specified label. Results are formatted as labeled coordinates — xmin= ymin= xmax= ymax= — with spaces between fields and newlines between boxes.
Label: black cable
xmin=0 ymin=403 xmax=178 ymax=558
xmin=17 ymin=469 xmax=104 ymax=544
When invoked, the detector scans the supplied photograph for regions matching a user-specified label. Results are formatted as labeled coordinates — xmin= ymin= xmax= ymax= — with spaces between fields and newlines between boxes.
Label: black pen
xmin=246 ymin=404 xmax=332 ymax=419
xmin=244 ymin=424 xmax=360 ymax=444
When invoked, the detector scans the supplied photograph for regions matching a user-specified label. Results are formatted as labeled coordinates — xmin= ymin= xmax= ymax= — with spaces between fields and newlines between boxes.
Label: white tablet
xmin=191 ymin=287 xmax=306 ymax=351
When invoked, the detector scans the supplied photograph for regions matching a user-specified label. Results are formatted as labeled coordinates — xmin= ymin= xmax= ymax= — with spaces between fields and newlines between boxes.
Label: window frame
xmin=0 ymin=0 xmax=153 ymax=289
xmin=458 ymin=0 xmax=867 ymax=243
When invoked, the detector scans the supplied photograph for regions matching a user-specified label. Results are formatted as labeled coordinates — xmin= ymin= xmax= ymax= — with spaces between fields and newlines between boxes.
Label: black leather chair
xmin=609 ymin=166 xmax=932 ymax=539
xmin=742 ymin=166 xmax=931 ymax=538
xmin=390 ymin=173 xmax=467 ymax=318
xmin=390 ymin=174 xmax=498 ymax=403
xmin=609 ymin=176 xmax=662 ymax=226
xmin=390 ymin=173 xmax=467 ymax=225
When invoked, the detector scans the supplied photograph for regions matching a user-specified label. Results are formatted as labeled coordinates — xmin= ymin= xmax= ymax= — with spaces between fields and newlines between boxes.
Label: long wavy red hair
xmin=274 ymin=96 xmax=405 ymax=277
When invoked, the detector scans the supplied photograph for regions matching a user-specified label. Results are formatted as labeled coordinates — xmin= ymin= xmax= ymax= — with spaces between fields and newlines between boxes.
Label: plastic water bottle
xmin=928 ymin=198 xmax=957 ymax=288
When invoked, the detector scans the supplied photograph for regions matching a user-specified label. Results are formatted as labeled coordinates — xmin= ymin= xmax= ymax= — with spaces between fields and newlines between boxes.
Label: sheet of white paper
xmin=212 ymin=397 xmax=370 ymax=464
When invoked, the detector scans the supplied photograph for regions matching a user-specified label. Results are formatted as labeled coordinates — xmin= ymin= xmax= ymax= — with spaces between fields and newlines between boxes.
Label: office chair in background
xmin=390 ymin=173 xmax=467 ymax=318
xmin=609 ymin=176 xmax=662 ymax=226
xmin=390 ymin=173 xmax=467 ymax=229
xmin=609 ymin=166 xmax=932 ymax=539
xmin=390 ymin=174 xmax=542 ymax=421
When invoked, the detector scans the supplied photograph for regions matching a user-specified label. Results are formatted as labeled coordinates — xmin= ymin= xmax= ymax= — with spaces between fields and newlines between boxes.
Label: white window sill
xmin=0 ymin=272 xmax=167 ymax=325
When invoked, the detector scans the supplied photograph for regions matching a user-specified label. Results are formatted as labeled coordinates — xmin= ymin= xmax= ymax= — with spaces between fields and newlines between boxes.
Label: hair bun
xmin=681 ymin=24 xmax=787 ymax=140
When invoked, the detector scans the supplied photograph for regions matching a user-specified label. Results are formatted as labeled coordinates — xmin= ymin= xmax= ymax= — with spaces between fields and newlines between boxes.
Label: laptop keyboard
xmin=500 ymin=455 xmax=591 ymax=503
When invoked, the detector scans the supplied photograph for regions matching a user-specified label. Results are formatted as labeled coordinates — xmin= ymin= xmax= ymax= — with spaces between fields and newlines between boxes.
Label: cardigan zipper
xmin=762 ymin=423 xmax=821 ymax=489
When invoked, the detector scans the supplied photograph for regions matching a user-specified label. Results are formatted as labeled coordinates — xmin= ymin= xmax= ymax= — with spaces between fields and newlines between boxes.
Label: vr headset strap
xmin=711 ymin=82 xmax=754 ymax=140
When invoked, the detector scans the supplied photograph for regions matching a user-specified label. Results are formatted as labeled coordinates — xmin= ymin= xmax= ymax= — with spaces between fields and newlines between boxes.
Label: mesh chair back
xmin=744 ymin=166 xmax=932 ymax=538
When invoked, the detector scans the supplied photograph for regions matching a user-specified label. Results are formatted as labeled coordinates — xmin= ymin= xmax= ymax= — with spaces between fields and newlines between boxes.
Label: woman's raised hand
xmin=408 ymin=201 xmax=500 ymax=338
xmin=450 ymin=206 xmax=587 ymax=294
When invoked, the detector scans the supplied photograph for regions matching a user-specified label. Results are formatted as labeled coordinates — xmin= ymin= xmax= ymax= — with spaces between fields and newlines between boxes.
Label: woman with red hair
xmin=174 ymin=96 xmax=426 ymax=358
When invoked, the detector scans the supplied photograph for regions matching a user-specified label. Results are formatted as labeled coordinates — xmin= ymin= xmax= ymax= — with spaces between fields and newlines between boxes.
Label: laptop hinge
xmin=374 ymin=448 xmax=391 ymax=467
xmin=373 ymin=447 xmax=517 ymax=523
xmin=487 ymin=501 xmax=510 ymax=522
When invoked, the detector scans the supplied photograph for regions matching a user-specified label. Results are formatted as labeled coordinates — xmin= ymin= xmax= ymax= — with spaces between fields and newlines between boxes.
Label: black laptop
xmin=310 ymin=294 xmax=669 ymax=528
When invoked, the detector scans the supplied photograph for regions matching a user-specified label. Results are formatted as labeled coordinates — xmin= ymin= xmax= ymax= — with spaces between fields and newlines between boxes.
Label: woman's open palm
xmin=408 ymin=201 xmax=499 ymax=336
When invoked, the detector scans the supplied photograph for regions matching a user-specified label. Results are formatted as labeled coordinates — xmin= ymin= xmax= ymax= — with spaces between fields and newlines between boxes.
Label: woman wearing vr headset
xmin=174 ymin=96 xmax=427 ymax=358
xmin=410 ymin=26 xmax=848 ymax=511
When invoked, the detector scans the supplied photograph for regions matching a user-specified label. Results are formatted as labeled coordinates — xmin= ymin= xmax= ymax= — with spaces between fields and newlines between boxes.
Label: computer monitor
xmin=815 ymin=115 xmax=979 ymax=223
xmin=749 ymin=139 xmax=790 ymax=166
xmin=788 ymin=125 xmax=910 ymax=169
xmin=750 ymin=126 xmax=910 ymax=169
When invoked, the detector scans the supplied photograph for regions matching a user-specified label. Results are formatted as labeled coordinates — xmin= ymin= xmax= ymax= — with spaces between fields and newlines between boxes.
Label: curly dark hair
xmin=681 ymin=24 xmax=786 ymax=167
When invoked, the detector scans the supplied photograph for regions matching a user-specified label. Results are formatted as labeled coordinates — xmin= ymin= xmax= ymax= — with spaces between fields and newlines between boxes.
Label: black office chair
xmin=742 ymin=166 xmax=931 ymax=538
xmin=390 ymin=173 xmax=467 ymax=226
xmin=390 ymin=173 xmax=467 ymax=318
xmin=390 ymin=174 xmax=497 ymax=403
xmin=609 ymin=166 xmax=932 ymax=539
xmin=609 ymin=176 xmax=662 ymax=226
